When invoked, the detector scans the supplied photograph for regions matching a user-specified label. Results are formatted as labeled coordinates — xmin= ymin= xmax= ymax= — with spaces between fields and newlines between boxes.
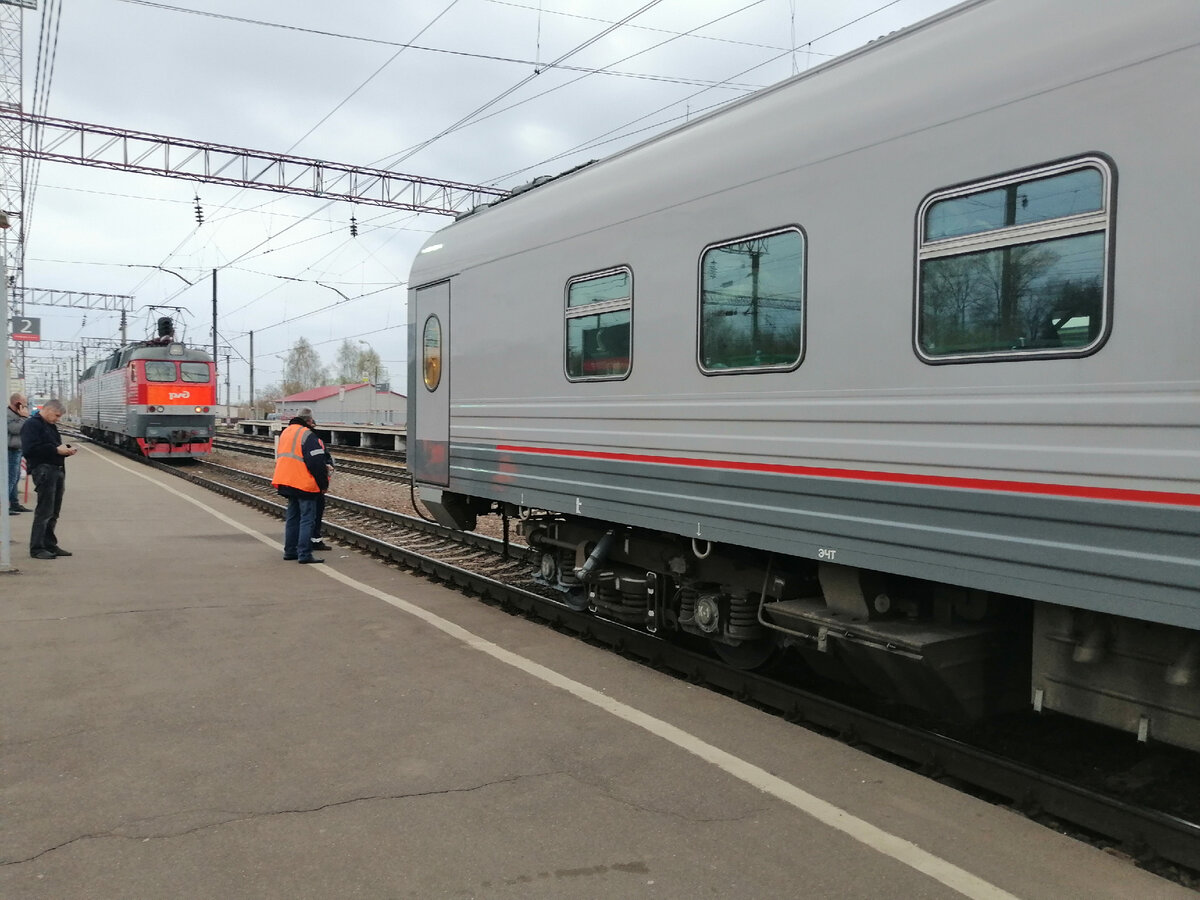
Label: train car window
xmin=144 ymin=361 xmax=177 ymax=382
xmin=180 ymin=363 xmax=211 ymax=383
xmin=698 ymin=227 xmax=805 ymax=374
xmin=422 ymin=315 xmax=443 ymax=391
xmin=565 ymin=267 xmax=632 ymax=380
xmin=916 ymin=157 xmax=1112 ymax=362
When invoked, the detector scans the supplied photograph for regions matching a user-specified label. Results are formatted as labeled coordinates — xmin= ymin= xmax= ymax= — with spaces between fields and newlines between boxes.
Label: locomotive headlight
xmin=195 ymin=406 xmax=203 ymax=413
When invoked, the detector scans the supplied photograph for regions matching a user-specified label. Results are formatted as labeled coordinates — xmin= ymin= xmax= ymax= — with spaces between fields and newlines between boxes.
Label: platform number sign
xmin=10 ymin=316 xmax=40 ymax=342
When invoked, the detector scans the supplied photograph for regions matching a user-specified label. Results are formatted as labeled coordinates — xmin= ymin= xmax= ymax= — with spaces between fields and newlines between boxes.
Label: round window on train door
xmin=422 ymin=315 xmax=443 ymax=391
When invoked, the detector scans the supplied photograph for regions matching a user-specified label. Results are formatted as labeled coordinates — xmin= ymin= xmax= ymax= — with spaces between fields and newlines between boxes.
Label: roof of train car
xmin=80 ymin=342 xmax=214 ymax=379
xmin=407 ymin=0 xmax=1194 ymax=287
xmin=118 ymin=343 xmax=213 ymax=362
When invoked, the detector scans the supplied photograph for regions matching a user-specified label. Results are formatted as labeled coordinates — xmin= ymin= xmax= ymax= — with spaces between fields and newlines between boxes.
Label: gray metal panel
xmin=450 ymin=444 xmax=1200 ymax=630
xmin=95 ymin=367 xmax=128 ymax=434
xmin=407 ymin=0 xmax=1200 ymax=631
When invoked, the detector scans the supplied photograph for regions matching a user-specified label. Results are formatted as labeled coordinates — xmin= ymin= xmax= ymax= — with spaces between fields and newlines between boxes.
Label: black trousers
xmin=29 ymin=464 xmax=65 ymax=555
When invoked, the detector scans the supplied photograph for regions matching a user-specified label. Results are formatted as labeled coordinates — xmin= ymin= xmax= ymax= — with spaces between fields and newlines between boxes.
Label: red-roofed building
xmin=278 ymin=382 xmax=406 ymax=425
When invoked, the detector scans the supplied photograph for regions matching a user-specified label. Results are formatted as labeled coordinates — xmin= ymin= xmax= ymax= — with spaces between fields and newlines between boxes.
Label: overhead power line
xmin=110 ymin=0 xmax=759 ymax=92
xmin=379 ymin=0 xmax=669 ymax=170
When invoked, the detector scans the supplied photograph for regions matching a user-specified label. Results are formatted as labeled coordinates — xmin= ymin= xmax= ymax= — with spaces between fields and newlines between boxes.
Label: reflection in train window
xmin=181 ymin=363 xmax=211 ymax=383
xmin=917 ymin=158 xmax=1112 ymax=362
xmin=566 ymin=267 xmax=632 ymax=380
xmin=144 ymin=361 xmax=176 ymax=382
xmin=423 ymin=315 xmax=443 ymax=391
xmin=699 ymin=227 xmax=805 ymax=374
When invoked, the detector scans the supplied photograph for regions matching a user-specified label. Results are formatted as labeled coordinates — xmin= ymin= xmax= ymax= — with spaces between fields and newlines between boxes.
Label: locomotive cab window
xmin=917 ymin=157 xmax=1113 ymax=362
xmin=144 ymin=361 xmax=177 ymax=382
xmin=181 ymin=362 xmax=211 ymax=383
xmin=566 ymin=267 xmax=632 ymax=380
xmin=699 ymin=227 xmax=805 ymax=373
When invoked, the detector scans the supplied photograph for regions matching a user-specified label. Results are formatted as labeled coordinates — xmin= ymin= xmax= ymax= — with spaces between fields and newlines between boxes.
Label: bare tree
xmin=333 ymin=338 xmax=389 ymax=385
xmin=281 ymin=338 xmax=327 ymax=396
xmin=971 ymin=243 xmax=1060 ymax=345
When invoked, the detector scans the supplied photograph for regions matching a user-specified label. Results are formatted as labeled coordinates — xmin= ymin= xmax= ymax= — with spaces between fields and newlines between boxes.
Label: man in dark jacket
xmin=20 ymin=399 xmax=78 ymax=559
xmin=306 ymin=411 xmax=334 ymax=554
xmin=6 ymin=392 xmax=29 ymax=513
xmin=270 ymin=412 xmax=329 ymax=564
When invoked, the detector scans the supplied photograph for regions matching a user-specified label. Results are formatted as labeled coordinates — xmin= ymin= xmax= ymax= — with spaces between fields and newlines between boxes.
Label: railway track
xmin=212 ymin=436 xmax=410 ymax=483
xmin=128 ymin=450 xmax=1200 ymax=882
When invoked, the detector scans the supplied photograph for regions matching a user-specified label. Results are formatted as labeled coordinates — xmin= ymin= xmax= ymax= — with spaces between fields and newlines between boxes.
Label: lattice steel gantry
xmin=0 ymin=0 xmax=32 ymax=279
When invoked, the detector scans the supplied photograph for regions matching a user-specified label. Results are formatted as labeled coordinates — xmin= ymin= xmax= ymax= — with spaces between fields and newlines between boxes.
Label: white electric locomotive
xmin=406 ymin=0 xmax=1200 ymax=750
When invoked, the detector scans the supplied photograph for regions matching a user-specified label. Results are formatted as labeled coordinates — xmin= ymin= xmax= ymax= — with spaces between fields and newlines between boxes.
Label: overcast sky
xmin=10 ymin=0 xmax=961 ymax=404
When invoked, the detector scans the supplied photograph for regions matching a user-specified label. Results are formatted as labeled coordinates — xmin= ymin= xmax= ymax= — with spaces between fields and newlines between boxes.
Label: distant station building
xmin=278 ymin=383 xmax=406 ymax=425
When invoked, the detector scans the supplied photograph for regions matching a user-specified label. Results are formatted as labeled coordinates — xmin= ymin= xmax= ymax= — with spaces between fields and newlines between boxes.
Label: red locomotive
xmin=79 ymin=318 xmax=216 ymax=458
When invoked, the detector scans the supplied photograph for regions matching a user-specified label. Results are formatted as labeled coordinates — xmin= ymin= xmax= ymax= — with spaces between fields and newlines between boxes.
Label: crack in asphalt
xmin=0 ymin=772 xmax=557 ymax=866
xmin=6 ymin=600 xmax=290 ymax=623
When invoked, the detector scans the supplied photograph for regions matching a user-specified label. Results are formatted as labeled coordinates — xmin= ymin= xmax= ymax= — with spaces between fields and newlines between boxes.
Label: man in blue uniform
xmin=271 ymin=411 xmax=329 ymax=564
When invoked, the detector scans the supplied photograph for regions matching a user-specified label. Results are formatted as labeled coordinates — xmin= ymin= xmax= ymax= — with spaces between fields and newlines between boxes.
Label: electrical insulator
xmin=194 ymin=195 xmax=204 ymax=225
xmin=349 ymin=214 xmax=358 ymax=238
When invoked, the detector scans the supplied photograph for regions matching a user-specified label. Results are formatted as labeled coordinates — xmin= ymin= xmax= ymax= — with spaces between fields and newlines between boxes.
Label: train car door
xmin=411 ymin=280 xmax=451 ymax=485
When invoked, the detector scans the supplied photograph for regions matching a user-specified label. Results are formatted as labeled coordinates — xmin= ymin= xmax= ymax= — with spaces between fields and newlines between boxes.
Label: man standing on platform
xmin=7 ymin=392 xmax=29 ymax=514
xmin=20 ymin=398 xmax=77 ymax=560
xmin=271 ymin=409 xmax=329 ymax=564
xmin=306 ymin=411 xmax=334 ymax=554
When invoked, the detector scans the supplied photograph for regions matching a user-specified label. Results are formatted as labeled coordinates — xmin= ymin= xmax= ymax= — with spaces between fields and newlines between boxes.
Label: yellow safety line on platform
xmin=96 ymin=447 xmax=1020 ymax=900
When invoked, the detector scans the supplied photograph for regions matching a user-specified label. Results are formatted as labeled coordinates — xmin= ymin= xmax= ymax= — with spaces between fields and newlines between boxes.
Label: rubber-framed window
xmin=565 ymin=267 xmax=632 ymax=381
xmin=181 ymin=362 xmax=211 ymax=383
xmin=144 ymin=361 xmax=176 ymax=382
xmin=698 ymin=226 xmax=806 ymax=374
xmin=915 ymin=156 xmax=1114 ymax=363
xmin=422 ymin=315 xmax=443 ymax=392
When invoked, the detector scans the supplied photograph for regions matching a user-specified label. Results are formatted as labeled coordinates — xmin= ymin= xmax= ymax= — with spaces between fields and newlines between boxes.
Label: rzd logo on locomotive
xmin=168 ymin=390 xmax=191 ymax=400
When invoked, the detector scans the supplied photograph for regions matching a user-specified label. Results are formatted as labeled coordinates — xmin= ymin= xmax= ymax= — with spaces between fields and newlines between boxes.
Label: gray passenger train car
xmin=407 ymin=0 xmax=1200 ymax=749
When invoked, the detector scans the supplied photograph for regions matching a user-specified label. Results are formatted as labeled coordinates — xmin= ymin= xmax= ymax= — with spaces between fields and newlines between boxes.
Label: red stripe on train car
xmin=494 ymin=444 xmax=1200 ymax=508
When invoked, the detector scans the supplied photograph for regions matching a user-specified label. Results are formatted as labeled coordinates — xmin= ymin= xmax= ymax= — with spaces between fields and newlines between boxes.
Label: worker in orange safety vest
xmin=271 ymin=408 xmax=329 ymax=563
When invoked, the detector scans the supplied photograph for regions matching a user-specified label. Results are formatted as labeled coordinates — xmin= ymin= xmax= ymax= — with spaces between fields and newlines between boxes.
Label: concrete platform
xmin=1 ymin=445 xmax=1192 ymax=899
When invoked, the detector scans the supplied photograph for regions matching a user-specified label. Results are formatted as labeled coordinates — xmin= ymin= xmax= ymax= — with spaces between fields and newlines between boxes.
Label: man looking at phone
xmin=20 ymin=398 xmax=77 ymax=560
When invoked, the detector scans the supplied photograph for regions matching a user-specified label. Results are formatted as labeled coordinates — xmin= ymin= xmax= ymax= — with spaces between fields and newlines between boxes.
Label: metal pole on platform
xmin=248 ymin=330 xmax=254 ymax=420
xmin=1 ymin=212 xmax=13 ymax=572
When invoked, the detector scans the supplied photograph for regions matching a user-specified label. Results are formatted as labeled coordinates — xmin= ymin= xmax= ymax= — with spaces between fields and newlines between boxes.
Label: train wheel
xmin=714 ymin=638 xmax=776 ymax=671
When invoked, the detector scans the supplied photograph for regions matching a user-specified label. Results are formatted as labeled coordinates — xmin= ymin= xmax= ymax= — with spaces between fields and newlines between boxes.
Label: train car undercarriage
xmin=435 ymin=495 xmax=1200 ymax=753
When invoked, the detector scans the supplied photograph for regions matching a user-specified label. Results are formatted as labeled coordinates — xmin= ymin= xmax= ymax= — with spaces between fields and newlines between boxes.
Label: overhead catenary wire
xmin=111 ymin=0 xmax=777 ymax=89
xmin=149 ymin=0 xmax=677 ymax=337
xmin=23 ymin=0 xmax=65 ymax=257
xmin=411 ymin=0 xmax=777 ymax=184
xmin=486 ymin=0 xmax=908 ymax=185
xmin=50 ymin=0 xmax=931 ymax=391
xmin=375 ymin=0 xmax=670 ymax=171
xmin=137 ymin=0 xmax=467 ymax=317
